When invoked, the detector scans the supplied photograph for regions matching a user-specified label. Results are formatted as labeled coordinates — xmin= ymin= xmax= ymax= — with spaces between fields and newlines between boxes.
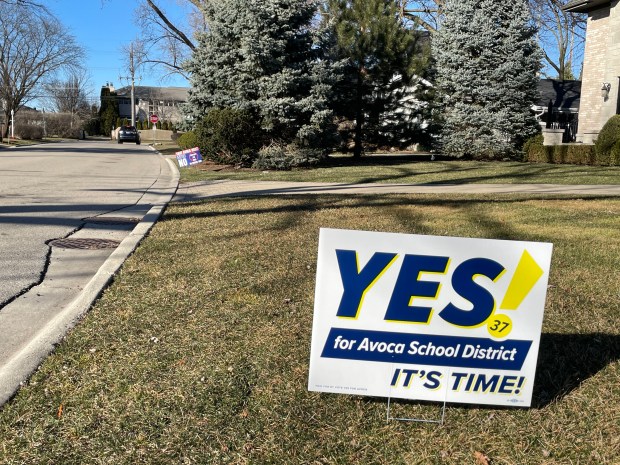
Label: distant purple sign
xmin=175 ymin=147 xmax=203 ymax=167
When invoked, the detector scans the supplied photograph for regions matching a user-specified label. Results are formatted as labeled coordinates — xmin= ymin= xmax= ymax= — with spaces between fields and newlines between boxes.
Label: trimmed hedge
xmin=525 ymin=134 xmax=601 ymax=165
xmin=595 ymin=115 xmax=620 ymax=165
xmin=612 ymin=139 xmax=620 ymax=166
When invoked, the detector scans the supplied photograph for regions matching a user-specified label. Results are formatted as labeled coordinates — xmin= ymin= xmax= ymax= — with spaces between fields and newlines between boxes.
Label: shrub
xmin=522 ymin=134 xmax=545 ymax=161
xmin=524 ymin=134 xmax=597 ymax=165
xmin=83 ymin=117 xmax=101 ymax=136
xmin=611 ymin=139 xmax=620 ymax=166
xmin=177 ymin=131 xmax=198 ymax=150
xmin=196 ymin=108 xmax=264 ymax=166
xmin=595 ymin=115 xmax=620 ymax=164
xmin=45 ymin=113 xmax=84 ymax=138
xmin=252 ymin=142 xmax=324 ymax=170
xmin=17 ymin=124 xmax=44 ymax=140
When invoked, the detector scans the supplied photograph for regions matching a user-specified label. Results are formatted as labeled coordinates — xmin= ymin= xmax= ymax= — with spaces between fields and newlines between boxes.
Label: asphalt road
xmin=0 ymin=139 xmax=168 ymax=307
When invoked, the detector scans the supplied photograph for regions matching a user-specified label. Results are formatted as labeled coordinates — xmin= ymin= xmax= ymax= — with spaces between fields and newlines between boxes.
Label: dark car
xmin=117 ymin=125 xmax=140 ymax=144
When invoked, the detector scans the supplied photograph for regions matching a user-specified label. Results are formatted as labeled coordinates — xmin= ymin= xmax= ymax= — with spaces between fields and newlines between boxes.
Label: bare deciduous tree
xmin=530 ymin=0 xmax=586 ymax=79
xmin=0 ymin=2 xmax=83 ymax=137
xmin=133 ymin=0 xmax=207 ymax=79
xmin=43 ymin=71 xmax=91 ymax=117
xmin=397 ymin=0 xmax=444 ymax=33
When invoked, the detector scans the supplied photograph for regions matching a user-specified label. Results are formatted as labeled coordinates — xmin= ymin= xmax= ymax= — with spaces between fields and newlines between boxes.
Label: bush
xmin=252 ymin=142 xmax=324 ymax=170
xmin=196 ymin=108 xmax=264 ymax=166
xmin=611 ymin=139 xmax=620 ymax=166
xmin=522 ymin=134 xmax=544 ymax=162
xmin=594 ymin=115 xmax=620 ymax=165
xmin=524 ymin=134 xmax=597 ymax=165
xmin=177 ymin=131 xmax=198 ymax=150
xmin=17 ymin=124 xmax=44 ymax=140
xmin=83 ymin=117 xmax=100 ymax=136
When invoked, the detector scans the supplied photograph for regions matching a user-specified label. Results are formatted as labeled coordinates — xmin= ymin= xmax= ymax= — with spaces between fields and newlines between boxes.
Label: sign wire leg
xmin=386 ymin=368 xmax=450 ymax=425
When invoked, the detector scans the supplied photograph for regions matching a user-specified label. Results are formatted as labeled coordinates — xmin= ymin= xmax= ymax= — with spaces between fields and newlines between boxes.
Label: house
xmin=102 ymin=84 xmax=189 ymax=126
xmin=563 ymin=0 xmax=620 ymax=143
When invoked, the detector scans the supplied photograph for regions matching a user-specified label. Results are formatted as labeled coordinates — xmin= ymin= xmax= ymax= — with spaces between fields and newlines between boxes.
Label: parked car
xmin=117 ymin=125 xmax=140 ymax=144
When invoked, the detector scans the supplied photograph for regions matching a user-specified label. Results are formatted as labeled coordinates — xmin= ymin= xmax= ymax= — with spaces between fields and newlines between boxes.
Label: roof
xmin=115 ymin=86 xmax=189 ymax=102
xmin=563 ymin=0 xmax=611 ymax=13
xmin=536 ymin=79 xmax=581 ymax=111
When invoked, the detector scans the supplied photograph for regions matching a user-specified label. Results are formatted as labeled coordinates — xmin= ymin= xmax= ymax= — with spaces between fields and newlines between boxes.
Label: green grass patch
xmin=0 ymin=195 xmax=618 ymax=464
xmin=151 ymin=140 xmax=182 ymax=157
xmin=180 ymin=155 xmax=620 ymax=185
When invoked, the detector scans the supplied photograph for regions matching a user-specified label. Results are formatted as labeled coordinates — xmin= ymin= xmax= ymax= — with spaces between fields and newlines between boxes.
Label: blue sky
xmin=45 ymin=0 xmax=190 ymax=106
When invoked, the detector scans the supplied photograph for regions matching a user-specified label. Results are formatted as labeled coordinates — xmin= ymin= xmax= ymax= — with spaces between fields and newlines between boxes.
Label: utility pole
xmin=119 ymin=43 xmax=140 ymax=127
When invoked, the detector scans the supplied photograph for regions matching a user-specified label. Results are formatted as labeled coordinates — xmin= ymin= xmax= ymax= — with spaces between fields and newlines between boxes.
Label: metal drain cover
xmin=49 ymin=238 xmax=122 ymax=249
xmin=84 ymin=216 xmax=141 ymax=225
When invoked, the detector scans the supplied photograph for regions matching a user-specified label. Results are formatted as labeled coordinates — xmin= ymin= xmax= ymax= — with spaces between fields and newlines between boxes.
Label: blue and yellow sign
xmin=308 ymin=228 xmax=553 ymax=407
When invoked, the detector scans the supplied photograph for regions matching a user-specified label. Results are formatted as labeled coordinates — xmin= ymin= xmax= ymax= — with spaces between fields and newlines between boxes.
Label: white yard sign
xmin=308 ymin=228 xmax=553 ymax=407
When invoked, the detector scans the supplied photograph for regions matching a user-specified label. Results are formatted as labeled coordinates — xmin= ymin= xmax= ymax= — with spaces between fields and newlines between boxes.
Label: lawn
xmin=179 ymin=154 xmax=620 ymax=185
xmin=0 ymin=194 xmax=618 ymax=464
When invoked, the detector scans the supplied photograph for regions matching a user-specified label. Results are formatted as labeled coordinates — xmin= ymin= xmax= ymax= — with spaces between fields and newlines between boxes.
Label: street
xmin=0 ymin=139 xmax=178 ymax=404
xmin=0 ymin=140 xmax=167 ymax=307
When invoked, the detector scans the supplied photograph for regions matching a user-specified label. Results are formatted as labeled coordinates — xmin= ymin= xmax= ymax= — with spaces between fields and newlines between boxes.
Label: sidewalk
xmin=174 ymin=179 xmax=620 ymax=202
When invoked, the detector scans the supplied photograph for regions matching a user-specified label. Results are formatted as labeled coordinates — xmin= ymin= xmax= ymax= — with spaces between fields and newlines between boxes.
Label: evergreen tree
xmin=98 ymin=87 xmax=119 ymax=135
xmin=326 ymin=0 xmax=424 ymax=157
xmin=185 ymin=0 xmax=336 ymax=149
xmin=432 ymin=0 xmax=542 ymax=159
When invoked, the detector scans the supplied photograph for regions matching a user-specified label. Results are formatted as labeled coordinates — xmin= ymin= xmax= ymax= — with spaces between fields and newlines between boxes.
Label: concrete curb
xmin=0 ymin=155 xmax=179 ymax=406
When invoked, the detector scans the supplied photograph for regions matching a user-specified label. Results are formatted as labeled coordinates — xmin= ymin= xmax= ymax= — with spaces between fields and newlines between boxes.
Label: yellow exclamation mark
xmin=500 ymin=250 xmax=544 ymax=311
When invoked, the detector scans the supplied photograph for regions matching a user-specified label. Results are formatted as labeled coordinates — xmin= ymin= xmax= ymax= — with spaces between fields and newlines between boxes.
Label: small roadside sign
xmin=150 ymin=115 xmax=159 ymax=124
xmin=175 ymin=147 xmax=203 ymax=167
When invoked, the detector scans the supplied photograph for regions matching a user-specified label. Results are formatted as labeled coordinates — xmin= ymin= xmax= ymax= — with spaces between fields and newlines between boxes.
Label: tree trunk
xmin=3 ymin=109 xmax=11 ymax=139
xmin=353 ymin=70 xmax=364 ymax=158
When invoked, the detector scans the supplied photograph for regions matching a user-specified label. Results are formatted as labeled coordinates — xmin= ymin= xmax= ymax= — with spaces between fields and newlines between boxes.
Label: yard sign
xmin=175 ymin=147 xmax=203 ymax=168
xmin=308 ymin=228 xmax=553 ymax=407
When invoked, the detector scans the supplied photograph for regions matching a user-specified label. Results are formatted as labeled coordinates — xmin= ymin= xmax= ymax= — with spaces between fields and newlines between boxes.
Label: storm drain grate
xmin=49 ymin=238 xmax=122 ymax=250
xmin=84 ymin=216 xmax=141 ymax=226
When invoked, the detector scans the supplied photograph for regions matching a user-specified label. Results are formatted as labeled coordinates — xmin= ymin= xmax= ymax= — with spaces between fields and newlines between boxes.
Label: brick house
xmin=564 ymin=0 xmax=620 ymax=143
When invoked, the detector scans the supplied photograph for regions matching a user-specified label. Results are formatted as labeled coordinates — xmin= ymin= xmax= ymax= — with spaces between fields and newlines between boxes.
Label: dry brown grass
xmin=0 ymin=194 xmax=618 ymax=464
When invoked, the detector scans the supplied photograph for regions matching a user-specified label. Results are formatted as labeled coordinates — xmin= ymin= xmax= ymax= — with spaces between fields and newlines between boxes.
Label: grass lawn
xmin=179 ymin=154 xmax=620 ymax=186
xmin=0 ymin=194 xmax=618 ymax=464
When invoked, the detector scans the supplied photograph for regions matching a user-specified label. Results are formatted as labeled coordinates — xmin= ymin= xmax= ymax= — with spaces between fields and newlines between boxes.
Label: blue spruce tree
xmin=432 ymin=0 xmax=542 ymax=159
xmin=185 ymin=0 xmax=336 ymax=150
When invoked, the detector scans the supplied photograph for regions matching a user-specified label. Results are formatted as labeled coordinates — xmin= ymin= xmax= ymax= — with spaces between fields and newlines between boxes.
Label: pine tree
xmin=432 ymin=0 xmax=542 ymax=159
xmin=98 ymin=87 xmax=119 ymax=135
xmin=326 ymin=0 xmax=424 ymax=157
xmin=185 ymin=0 xmax=336 ymax=149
